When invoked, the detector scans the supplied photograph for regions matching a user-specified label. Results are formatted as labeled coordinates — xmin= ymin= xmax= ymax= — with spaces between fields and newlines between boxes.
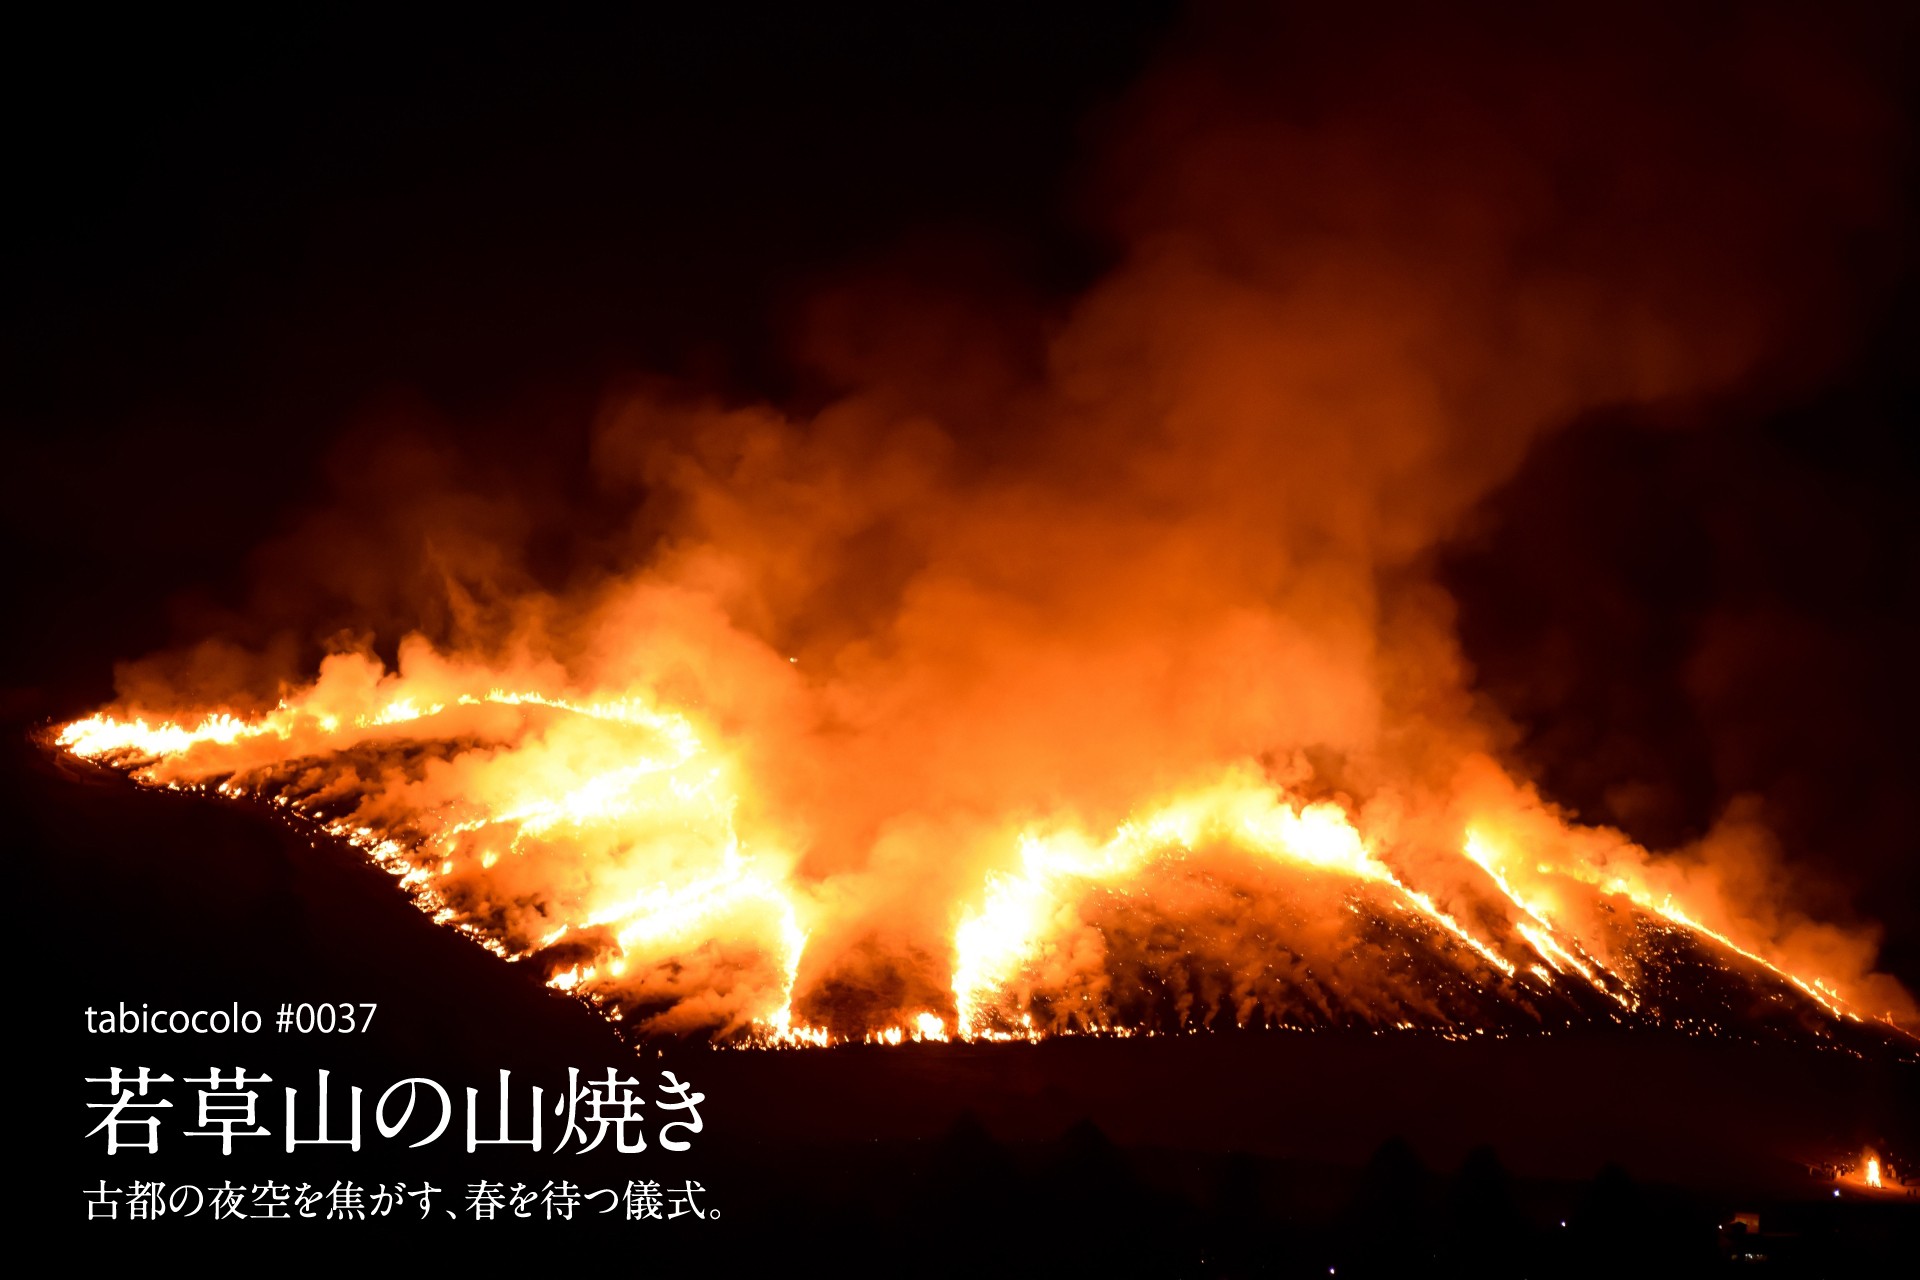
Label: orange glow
xmin=51 ymin=17 xmax=1916 ymax=1046
xmin=56 ymin=676 xmax=1904 ymax=1043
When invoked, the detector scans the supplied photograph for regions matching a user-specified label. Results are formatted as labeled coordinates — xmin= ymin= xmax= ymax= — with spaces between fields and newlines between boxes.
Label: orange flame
xmin=50 ymin=11 xmax=1916 ymax=1046
xmin=56 ymin=658 xmax=1904 ymax=1043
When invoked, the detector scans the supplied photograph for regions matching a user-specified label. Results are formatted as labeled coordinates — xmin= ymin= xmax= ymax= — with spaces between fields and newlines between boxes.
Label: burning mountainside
xmin=46 ymin=8 xmax=1916 ymax=1050
xmin=54 ymin=663 xmax=1911 ymax=1047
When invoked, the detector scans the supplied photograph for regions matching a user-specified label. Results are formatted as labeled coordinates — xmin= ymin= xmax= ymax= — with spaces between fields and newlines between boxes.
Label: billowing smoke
xmin=61 ymin=5 xmax=1915 ymax=1039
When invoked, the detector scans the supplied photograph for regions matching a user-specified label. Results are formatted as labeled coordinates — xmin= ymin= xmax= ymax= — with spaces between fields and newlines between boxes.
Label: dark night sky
xmin=6 ymin=3 xmax=1918 ymax=988
xmin=4 ymin=7 xmax=1174 ymax=681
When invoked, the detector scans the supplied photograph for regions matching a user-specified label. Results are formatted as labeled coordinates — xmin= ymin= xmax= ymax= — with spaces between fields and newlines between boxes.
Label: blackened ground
xmin=14 ymin=724 xmax=1915 ymax=1271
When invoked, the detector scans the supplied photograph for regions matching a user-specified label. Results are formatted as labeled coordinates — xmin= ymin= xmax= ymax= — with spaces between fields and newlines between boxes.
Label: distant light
xmin=1833 ymin=1189 xmax=1841 ymax=1197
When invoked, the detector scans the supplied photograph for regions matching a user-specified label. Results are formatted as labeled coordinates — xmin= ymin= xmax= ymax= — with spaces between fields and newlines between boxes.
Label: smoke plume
xmin=63 ymin=5 xmax=1916 ymax=1039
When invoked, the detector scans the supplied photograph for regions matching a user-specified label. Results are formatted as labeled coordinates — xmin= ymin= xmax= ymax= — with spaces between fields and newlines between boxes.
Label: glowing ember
xmin=54 ymin=659 xmax=1907 ymax=1045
